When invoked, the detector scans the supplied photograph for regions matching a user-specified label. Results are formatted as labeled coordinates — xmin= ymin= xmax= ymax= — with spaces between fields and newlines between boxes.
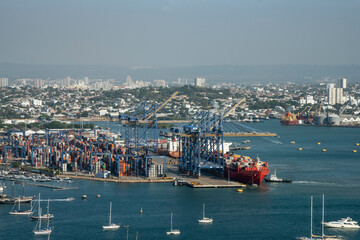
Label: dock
xmin=166 ymin=163 xmax=246 ymax=188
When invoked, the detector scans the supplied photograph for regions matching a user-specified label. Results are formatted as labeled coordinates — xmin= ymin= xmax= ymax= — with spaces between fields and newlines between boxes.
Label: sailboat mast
xmin=12 ymin=181 xmax=14 ymax=198
xmin=109 ymin=202 xmax=112 ymax=225
xmin=203 ymin=204 xmax=205 ymax=219
xmin=311 ymin=196 xmax=313 ymax=240
xmin=170 ymin=212 xmax=173 ymax=231
xmin=47 ymin=199 xmax=50 ymax=215
xmin=38 ymin=193 xmax=41 ymax=217
xmin=322 ymin=194 xmax=324 ymax=239
xmin=22 ymin=182 xmax=25 ymax=197
xmin=47 ymin=203 xmax=50 ymax=229
xmin=39 ymin=207 xmax=42 ymax=229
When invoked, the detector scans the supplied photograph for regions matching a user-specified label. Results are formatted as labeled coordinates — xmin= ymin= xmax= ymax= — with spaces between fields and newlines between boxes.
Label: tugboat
xmin=264 ymin=169 xmax=292 ymax=183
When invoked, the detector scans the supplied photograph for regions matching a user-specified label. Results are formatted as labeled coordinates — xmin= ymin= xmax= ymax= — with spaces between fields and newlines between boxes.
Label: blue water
xmin=1 ymin=120 xmax=360 ymax=240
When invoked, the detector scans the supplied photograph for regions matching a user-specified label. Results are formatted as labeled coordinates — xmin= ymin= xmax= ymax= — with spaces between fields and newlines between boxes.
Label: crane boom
xmin=223 ymin=97 xmax=246 ymax=118
xmin=318 ymin=102 xmax=322 ymax=115
xmin=147 ymin=91 xmax=179 ymax=120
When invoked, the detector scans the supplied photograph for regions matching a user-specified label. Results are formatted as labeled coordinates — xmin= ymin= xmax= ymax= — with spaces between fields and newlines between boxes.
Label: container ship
xmin=225 ymin=154 xmax=270 ymax=185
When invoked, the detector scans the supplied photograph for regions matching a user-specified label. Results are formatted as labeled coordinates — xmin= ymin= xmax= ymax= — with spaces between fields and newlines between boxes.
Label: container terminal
xmin=0 ymin=93 xmax=277 ymax=188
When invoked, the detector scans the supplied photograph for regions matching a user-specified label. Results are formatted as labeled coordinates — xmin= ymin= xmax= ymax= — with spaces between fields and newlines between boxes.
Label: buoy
xmin=82 ymin=195 xmax=87 ymax=199
xmin=236 ymin=189 xmax=243 ymax=192
xmin=356 ymin=143 xmax=359 ymax=146
xmin=290 ymin=141 xmax=295 ymax=144
xmin=140 ymin=208 xmax=143 ymax=214
xmin=317 ymin=142 xmax=321 ymax=145
xmin=322 ymin=149 xmax=326 ymax=152
xmin=97 ymin=194 xmax=101 ymax=198
xmin=298 ymin=148 xmax=302 ymax=151
xmin=353 ymin=150 xmax=357 ymax=153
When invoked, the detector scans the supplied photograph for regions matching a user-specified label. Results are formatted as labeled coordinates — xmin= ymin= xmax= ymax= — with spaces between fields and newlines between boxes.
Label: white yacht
xmin=102 ymin=202 xmax=120 ymax=230
xmin=198 ymin=204 xmax=213 ymax=223
xmin=166 ymin=212 xmax=180 ymax=235
xmin=324 ymin=217 xmax=360 ymax=229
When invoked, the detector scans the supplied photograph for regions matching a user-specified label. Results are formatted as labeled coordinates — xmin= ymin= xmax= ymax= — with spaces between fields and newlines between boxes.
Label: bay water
xmin=1 ymin=120 xmax=359 ymax=239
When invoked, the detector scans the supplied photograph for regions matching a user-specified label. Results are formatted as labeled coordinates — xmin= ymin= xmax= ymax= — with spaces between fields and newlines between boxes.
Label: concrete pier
xmin=166 ymin=162 xmax=246 ymax=188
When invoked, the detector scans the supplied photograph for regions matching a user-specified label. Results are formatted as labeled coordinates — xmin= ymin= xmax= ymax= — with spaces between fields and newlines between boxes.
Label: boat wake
xmin=293 ymin=181 xmax=338 ymax=186
xmin=39 ymin=197 xmax=75 ymax=202
xmin=265 ymin=138 xmax=283 ymax=145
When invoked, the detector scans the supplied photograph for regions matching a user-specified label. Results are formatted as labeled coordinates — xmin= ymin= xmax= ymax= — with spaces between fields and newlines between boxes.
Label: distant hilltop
xmin=1 ymin=63 xmax=360 ymax=85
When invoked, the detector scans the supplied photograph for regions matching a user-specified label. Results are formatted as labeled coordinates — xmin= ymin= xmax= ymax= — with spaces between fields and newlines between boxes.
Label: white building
xmin=125 ymin=75 xmax=134 ymax=86
xmin=338 ymin=78 xmax=347 ymax=89
xmin=299 ymin=95 xmax=316 ymax=105
xmin=194 ymin=77 xmax=206 ymax=87
xmin=154 ymin=79 xmax=166 ymax=87
xmin=33 ymin=99 xmax=42 ymax=106
xmin=0 ymin=78 xmax=9 ymax=87
xmin=21 ymin=100 xmax=31 ymax=107
xmin=34 ymin=79 xmax=43 ymax=88
xmin=326 ymin=83 xmax=335 ymax=89
xmin=328 ymin=87 xmax=343 ymax=105
xmin=98 ymin=109 xmax=108 ymax=116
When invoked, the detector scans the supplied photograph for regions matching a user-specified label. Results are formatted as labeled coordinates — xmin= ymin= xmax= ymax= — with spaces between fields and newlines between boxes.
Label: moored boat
xmin=9 ymin=196 xmax=33 ymax=215
xmin=323 ymin=217 xmax=360 ymax=229
xmin=198 ymin=204 xmax=213 ymax=223
xmin=102 ymin=202 xmax=120 ymax=230
xmin=166 ymin=212 xmax=180 ymax=235
xmin=225 ymin=155 xmax=270 ymax=185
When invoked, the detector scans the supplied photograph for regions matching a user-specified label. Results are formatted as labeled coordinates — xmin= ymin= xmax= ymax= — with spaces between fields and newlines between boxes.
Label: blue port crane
xmin=179 ymin=98 xmax=246 ymax=177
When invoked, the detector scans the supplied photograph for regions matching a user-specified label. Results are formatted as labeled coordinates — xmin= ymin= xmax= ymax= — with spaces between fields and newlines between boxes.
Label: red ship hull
xmin=226 ymin=167 xmax=270 ymax=185
xmin=280 ymin=120 xmax=298 ymax=125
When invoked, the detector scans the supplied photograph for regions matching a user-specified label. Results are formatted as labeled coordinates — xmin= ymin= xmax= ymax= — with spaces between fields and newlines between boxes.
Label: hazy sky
xmin=1 ymin=0 xmax=359 ymax=67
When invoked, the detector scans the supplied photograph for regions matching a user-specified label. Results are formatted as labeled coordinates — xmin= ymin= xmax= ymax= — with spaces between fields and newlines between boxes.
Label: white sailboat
xmin=31 ymin=196 xmax=54 ymax=220
xmin=102 ymin=202 xmax=120 ymax=230
xmin=9 ymin=195 xmax=33 ymax=215
xmin=198 ymin=204 xmax=213 ymax=223
xmin=320 ymin=195 xmax=342 ymax=240
xmin=166 ymin=212 xmax=180 ymax=235
xmin=298 ymin=196 xmax=322 ymax=240
xmin=298 ymin=195 xmax=342 ymax=240
xmin=33 ymin=195 xmax=53 ymax=235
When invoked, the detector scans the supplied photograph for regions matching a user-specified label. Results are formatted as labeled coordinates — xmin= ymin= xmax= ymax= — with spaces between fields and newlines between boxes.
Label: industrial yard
xmin=0 ymin=92 xmax=276 ymax=187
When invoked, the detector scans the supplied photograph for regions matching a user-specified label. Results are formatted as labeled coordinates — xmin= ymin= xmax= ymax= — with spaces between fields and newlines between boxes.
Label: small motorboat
xmin=265 ymin=169 xmax=292 ymax=183
xmin=323 ymin=217 xmax=360 ymax=229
